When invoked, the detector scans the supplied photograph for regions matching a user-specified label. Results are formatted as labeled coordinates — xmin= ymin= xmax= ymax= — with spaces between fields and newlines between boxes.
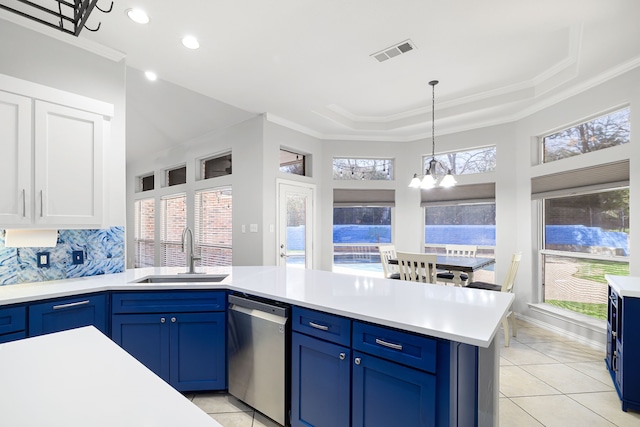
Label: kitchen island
xmin=0 ymin=266 xmax=513 ymax=426
xmin=0 ymin=326 xmax=221 ymax=427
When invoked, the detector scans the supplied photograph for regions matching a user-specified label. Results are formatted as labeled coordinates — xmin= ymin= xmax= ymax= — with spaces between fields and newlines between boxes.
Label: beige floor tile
xmin=569 ymin=391 xmax=640 ymax=427
xmin=209 ymin=412 xmax=254 ymax=427
xmin=500 ymin=357 xmax=514 ymax=366
xmin=500 ymin=365 xmax=562 ymax=397
xmin=511 ymin=395 xmax=616 ymax=427
xmin=253 ymin=411 xmax=284 ymax=427
xmin=192 ymin=392 xmax=253 ymax=414
xmin=520 ymin=363 xmax=613 ymax=394
xmin=527 ymin=341 xmax=604 ymax=363
xmin=500 ymin=341 xmax=559 ymax=365
xmin=499 ymin=398 xmax=543 ymax=426
xmin=567 ymin=361 xmax=615 ymax=386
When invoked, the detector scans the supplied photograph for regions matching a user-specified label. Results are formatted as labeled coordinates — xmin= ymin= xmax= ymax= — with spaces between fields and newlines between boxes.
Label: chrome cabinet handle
xmin=309 ymin=321 xmax=329 ymax=331
xmin=339 ymin=352 xmax=346 ymax=360
xmin=161 ymin=317 xmax=166 ymax=323
xmin=171 ymin=317 xmax=177 ymax=323
xmin=52 ymin=300 xmax=90 ymax=310
xmin=354 ymin=357 xmax=361 ymax=365
xmin=375 ymin=338 xmax=403 ymax=351
xmin=22 ymin=189 xmax=26 ymax=217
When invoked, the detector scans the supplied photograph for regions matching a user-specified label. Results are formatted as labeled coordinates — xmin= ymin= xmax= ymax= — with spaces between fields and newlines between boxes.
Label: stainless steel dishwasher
xmin=228 ymin=294 xmax=290 ymax=426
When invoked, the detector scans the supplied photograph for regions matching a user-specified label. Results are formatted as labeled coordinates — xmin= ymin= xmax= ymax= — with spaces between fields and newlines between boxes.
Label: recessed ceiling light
xmin=144 ymin=71 xmax=157 ymax=81
xmin=181 ymin=36 xmax=200 ymax=50
xmin=126 ymin=8 xmax=150 ymax=24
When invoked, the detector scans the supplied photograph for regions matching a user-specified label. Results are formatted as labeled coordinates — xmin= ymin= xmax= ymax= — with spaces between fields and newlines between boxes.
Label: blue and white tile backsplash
xmin=0 ymin=227 xmax=125 ymax=285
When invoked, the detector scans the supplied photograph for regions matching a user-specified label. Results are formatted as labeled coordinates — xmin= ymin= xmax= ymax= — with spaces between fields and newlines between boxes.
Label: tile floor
xmin=186 ymin=319 xmax=640 ymax=427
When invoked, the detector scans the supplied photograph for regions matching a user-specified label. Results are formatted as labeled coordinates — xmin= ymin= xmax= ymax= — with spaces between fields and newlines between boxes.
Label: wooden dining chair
xmin=466 ymin=252 xmax=522 ymax=347
xmin=436 ymin=244 xmax=477 ymax=286
xmin=378 ymin=244 xmax=400 ymax=279
xmin=396 ymin=252 xmax=437 ymax=284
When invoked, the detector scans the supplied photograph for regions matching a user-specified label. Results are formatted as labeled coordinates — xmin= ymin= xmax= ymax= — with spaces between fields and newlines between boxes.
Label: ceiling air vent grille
xmin=371 ymin=39 xmax=416 ymax=63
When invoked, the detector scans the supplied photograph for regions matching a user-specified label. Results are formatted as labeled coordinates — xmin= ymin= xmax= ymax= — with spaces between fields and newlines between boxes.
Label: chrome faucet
xmin=181 ymin=227 xmax=201 ymax=274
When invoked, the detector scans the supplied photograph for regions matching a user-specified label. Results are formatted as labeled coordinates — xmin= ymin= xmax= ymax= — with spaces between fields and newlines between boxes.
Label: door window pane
xmin=286 ymin=193 xmax=307 ymax=267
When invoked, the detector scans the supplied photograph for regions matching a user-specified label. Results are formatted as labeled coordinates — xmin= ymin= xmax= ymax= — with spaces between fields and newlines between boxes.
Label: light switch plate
xmin=72 ymin=250 xmax=84 ymax=265
xmin=37 ymin=252 xmax=50 ymax=268
xmin=250 ymin=224 xmax=258 ymax=233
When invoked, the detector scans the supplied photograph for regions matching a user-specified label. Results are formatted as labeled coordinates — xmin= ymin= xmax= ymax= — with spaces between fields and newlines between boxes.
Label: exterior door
xmin=278 ymin=181 xmax=314 ymax=268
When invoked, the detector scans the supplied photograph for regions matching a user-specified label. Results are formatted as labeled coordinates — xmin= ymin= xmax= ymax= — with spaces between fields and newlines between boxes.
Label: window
xmin=201 ymin=154 xmax=232 ymax=179
xmin=542 ymin=107 xmax=630 ymax=163
xmin=333 ymin=206 xmax=391 ymax=276
xmin=134 ymin=198 xmax=155 ymax=267
xmin=160 ymin=194 xmax=186 ymax=266
xmin=138 ymin=174 xmax=154 ymax=192
xmin=425 ymin=146 xmax=496 ymax=175
xmin=333 ymin=158 xmax=393 ymax=180
xmin=424 ymin=203 xmax=496 ymax=282
xmin=541 ymin=188 xmax=629 ymax=319
xmin=167 ymin=166 xmax=187 ymax=186
xmin=195 ymin=187 xmax=232 ymax=266
xmin=280 ymin=149 xmax=306 ymax=176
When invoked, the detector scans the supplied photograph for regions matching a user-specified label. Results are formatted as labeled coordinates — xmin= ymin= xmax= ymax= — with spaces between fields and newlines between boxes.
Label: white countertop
xmin=0 ymin=266 xmax=513 ymax=348
xmin=0 ymin=326 xmax=220 ymax=427
xmin=605 ymin=274 xmax=640 ymax=298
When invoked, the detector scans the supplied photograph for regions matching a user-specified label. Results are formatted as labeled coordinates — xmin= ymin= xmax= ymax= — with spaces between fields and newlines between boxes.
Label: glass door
xmin=278 ymin=181 xmax=314 ymax=268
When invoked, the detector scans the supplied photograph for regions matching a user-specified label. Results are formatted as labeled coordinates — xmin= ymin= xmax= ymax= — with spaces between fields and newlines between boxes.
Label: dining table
xmin=389 ymin=255 xmax=496 ymax=286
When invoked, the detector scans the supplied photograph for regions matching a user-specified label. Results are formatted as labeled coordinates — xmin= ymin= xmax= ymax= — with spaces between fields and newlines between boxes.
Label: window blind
xmin=333 ymin=189 xmax=395 ymax=207
xmin=420 ymin=183 xmax=495 ymax=206
xmin=531 ymin=160 xmax=629 ymax=199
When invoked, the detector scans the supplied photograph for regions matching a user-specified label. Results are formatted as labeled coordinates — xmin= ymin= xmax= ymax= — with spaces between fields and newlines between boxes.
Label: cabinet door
xmin=291 ymin=332 xmax=351 ymax=427
xmin=352 ymin=351 xmax=436 ymax=427
xmin=169 ymin=312 xmax=227 ymax=391
xmin=0 ymin=90 xmax=32 ymax=225
xmin=112 ymin=313 xmax=170 ymax=382
xmin=34 ymin=100 xmax=103 ymax=226
xmin=28 ymin=294 xmax=107 ymax=337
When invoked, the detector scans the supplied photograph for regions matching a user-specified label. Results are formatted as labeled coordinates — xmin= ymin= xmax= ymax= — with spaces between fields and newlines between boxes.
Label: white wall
xmin=0 ymin=21 xmax=126 ymax=228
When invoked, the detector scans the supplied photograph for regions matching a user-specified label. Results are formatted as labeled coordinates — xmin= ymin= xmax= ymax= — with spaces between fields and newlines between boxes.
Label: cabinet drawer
xmin=0 ymin=305 xmax=26 ymax=336
xmin=353 ymin=321 xmax=437 ymax=373
xmin=292 ymin=306 xmax=351 ymax=346
xmin=29 ymin=293 xmax=107 ymax=336
xmin=112 ymin=291 xmax=226 ymax=314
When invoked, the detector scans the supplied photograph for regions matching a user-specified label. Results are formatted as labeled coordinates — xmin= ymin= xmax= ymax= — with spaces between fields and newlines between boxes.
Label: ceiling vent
xmin=371 ymin=39 xmax=416 ymax=63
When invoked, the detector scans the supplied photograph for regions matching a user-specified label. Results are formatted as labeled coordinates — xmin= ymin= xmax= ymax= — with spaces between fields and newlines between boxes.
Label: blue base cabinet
xmin=291 ymin=331 xmax=351 ymax=427
xmin=606 ymin=284 xmax=640 ymax=412
xmin=0 ymin=305 xmax=26 ymax=343
xmin=291 ymin=306 xmax=478 ymax=427
xmin=28 ymin=293 xmax=107 ymax=336
xmin=111 ymin=291 xmax=226 ymax=392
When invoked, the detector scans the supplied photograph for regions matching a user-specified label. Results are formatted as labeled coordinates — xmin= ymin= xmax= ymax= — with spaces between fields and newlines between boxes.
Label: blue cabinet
xmin=0 ymin=305 xmax=26 ymax=343
xmin=606 ymin=285 xmax=640 ymax=412
xmin=111 ymin=291 xmax=226 ymax=392
xmin=28 ymin=293 xmax=107 ymax=336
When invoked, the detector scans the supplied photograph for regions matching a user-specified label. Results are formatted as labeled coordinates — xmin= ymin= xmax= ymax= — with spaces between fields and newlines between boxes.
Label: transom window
xmin=424 ymin=146 xmax=496 ymax=175
xmin=138 ymin=174 xmax=154 ymax=192
xmin=280 ymin=149 xmax=306 ymax=176
xmin=333 ymin=158 xmax=393 ymax=180
xmin=167 ymin=166 xmax=186 ymax=186
xmin=542 ymin=107 xmax=630 ymax=163
xmin=201 ymin=153 xmax=232 ymax=180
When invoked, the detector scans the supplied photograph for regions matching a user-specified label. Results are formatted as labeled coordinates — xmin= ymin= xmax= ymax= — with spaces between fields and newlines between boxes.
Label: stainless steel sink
xmin=132 ymin=274 xmax=228 ymax=283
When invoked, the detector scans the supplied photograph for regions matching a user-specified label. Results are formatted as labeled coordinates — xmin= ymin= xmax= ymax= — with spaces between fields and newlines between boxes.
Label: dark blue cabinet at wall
xmin=111 ymin=291 xmax=226 ymax=392
xmin=0 ymin=305 xmax=26 ymax=343
xmin=606 ymin=285 xmax=640 ymax=412
xmin=28 ymin=293 xmax=107 ymax=336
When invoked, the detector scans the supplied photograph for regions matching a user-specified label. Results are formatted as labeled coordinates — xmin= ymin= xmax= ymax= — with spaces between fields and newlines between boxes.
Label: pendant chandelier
xmin=409 ymin=80 xmax=456 ymax=189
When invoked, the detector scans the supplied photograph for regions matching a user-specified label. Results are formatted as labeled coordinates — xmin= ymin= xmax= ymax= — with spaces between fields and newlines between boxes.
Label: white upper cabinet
xmin=0 ymin=75 xmax=112 ymax=229
xmin=0 ymin=91 xmax=32 ymax=225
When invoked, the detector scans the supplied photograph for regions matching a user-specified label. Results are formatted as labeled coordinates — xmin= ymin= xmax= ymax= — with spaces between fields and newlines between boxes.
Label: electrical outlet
xmin=37 ymin=252 xmax=50 ymax=268
xmin=72 ymin=250 xmax=84 ymax=265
